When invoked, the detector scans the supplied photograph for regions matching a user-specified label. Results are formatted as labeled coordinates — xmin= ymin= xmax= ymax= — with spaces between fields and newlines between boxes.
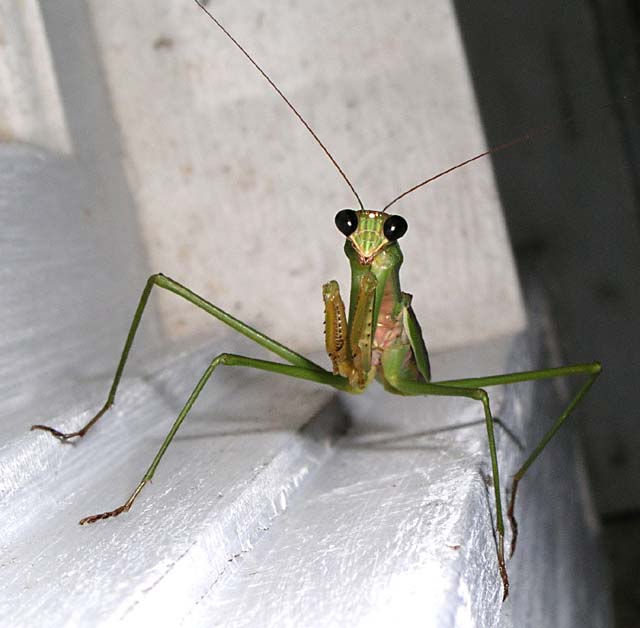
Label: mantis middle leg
xmin=436 ymin=362 xmax=601 ymax=556
xmin=389 ymin=363 xmax=600 ymax=599
xmin=383 ymin=377 xmax=511 ymax=598
xmin=30 ymin=274 xmax=350 ymax=523
xmin=31 ymin=273 xmax=329 ymax=440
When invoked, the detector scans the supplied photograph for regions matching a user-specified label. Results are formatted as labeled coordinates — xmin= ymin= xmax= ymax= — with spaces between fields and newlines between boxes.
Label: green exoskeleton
xmin=31 ymin=0 xmax=601 ymax=601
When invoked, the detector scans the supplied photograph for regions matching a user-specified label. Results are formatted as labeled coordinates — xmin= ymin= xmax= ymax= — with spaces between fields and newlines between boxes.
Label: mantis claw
xmin=79 ymin=479 xmax=149 ymax=525
xmin=79 ymin=505 xmax=129 ymax=525
xmin=30 ymin=424 xmax=82 ymax=442
xmin=497 ymin=532 xmax=510 ymax=601
xmin=31 ymin=402 xmax=113 ymax=442
xmin=507 ymin=478 xmax=520 ymax=559
xmin=499 ymin=561 xmax=510 ymax=601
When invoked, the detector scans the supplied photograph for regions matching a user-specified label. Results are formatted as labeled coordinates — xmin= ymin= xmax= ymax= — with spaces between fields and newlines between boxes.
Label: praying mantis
xmin=28 ymin=0 xmax=602 ymax=602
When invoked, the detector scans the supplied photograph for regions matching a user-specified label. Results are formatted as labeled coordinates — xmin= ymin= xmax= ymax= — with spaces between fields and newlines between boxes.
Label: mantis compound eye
xmin=383 ymin=215 xmax=408 ymax=241
xmin=335 ymin=209 xmax=358 ymax=236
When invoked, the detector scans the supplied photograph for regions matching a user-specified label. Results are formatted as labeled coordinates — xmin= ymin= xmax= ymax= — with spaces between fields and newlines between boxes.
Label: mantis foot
xmin=30 ymin=424 xmax=83 ymax=442
xmin=78 ymin=479 xmax=148 ymax=525
xmin=79 ymin=504 xmax=131 ymax=525
xmin=31 ymin=401 xmax=113 ymax=442
xmin=507 ymin=478 xmax=520 ymax=558
xmin=499 ymin=557 xmax=510 ymax=601
xmin=497 ymin=532 xmax=510 ymax=601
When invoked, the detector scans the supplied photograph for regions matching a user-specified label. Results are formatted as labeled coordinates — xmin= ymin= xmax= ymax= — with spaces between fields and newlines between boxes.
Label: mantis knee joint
xmin=149 ymin=272 xmax=167 ymax=286
xmin=474 ymin=388 xmax=489 ymax=404
xmin=214 ymin=352 xmax=232 ymax=365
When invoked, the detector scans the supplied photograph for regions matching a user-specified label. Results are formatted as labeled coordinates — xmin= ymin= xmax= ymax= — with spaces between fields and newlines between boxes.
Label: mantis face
xmin=334 ymin=209 xmax=408 ymax=265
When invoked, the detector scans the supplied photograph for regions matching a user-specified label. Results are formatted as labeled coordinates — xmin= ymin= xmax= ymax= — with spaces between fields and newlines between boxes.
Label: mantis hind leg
xmin=31 ymin=273 xmax=327 ymax=440
xmin=79 ymin=353 xmax=348 ymax=525
xmin=435 ymin=362 xmax=601 ymax=558
xmin=30 ymin=274 xmax=350 ymax=521
xmin=383 ymin=376 xmax=510 ymax=599
xmin=80 ymin=353 xmax=349 ymax=525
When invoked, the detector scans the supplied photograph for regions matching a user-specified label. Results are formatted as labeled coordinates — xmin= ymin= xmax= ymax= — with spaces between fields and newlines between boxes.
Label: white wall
xmin=84 ymin=0 xmax=525 ymax=353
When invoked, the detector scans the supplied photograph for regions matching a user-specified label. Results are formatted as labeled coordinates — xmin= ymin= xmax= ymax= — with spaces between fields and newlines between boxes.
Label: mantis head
xmin=334 ymin=209 xmax=408 ymax=265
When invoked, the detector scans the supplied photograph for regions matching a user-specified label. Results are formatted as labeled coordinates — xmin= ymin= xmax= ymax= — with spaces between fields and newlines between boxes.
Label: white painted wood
xmin=0 ymin=0 xmax=71 ymax=152
xmin=0 ymin=339 xmax=341 ymax=626
xmin=185 ymin=369 xmax=510 ymax=628
xmin=183 ymin=326 xmax=611 ymax=628
xmin=86 ymin=0 xmax=525 ymax=352
xmin=0 ymin=323 xmax=611 ymax=627
xmin=0 ymin=145 xmax=147 ymax=442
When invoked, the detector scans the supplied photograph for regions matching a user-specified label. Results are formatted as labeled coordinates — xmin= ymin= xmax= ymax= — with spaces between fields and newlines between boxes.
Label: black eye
xmin=383 ymin=215 xmax=408 ymax=241
xmin=335 ymin=209 xmax=358 ymax=236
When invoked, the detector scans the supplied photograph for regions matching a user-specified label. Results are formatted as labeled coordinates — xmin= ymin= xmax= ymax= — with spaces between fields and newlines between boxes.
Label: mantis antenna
xmin=192 ymin=0 xmax=365 ymax=211
xmin=381 ymin=128 xmax=558 ymax=213
xmin=382 ymin=98 xmax=629 ymax=212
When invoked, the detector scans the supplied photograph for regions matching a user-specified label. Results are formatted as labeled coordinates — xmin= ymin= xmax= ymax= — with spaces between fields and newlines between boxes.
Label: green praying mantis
xmin=29 ymin=0 xmax=602 ymax=601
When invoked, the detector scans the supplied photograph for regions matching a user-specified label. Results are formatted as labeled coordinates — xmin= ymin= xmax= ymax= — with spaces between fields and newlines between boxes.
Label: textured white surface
xmin=86 ymin=0 xmax=525 ymax=352
xmin=182 ymin=328 xmax=611 ymax=628
xmin=0 ymin=325 xmax=611 ymax=627
xmin=181 ymin=341 xmax=515 ymax=628
xmin=0 ymin=0 xmax=71 ymax=152
xmin=1 ymin=340 xmax=340 ymax=626
xmin=186 ymin=390 xmax=503 ymax=628
xmin=0 ymin=145 xmax=148 ymax=443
